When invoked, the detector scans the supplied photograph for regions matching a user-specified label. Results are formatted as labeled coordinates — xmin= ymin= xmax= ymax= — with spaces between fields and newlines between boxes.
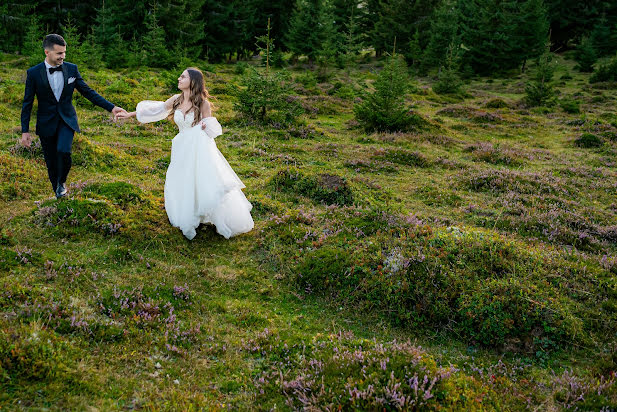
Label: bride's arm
xmin=133 ymin=94 xmax=179 ymax=123
xmin=117 ymin=94 xmax=179 ymax=121
xmin=199 ymin=101 xmax=223 ymax=139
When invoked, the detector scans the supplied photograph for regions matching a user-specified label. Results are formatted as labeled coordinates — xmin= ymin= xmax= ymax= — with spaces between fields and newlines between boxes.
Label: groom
xmin=20 ymin=33 xmax=127 ymax=198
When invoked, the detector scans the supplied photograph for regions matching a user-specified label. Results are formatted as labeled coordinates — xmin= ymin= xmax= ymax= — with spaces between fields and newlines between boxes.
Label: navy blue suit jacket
xmin=21 ymin=61 xmax=115 ymax=136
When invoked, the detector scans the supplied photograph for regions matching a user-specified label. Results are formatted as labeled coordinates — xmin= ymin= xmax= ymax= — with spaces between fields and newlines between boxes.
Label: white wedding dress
xmin=136 ymin=100 xmax=254 ymax=240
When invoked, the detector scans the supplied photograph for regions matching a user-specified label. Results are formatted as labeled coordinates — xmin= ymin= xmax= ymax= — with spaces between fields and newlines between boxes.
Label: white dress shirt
xmin=44 ymin=60 xmax=64 ymax=102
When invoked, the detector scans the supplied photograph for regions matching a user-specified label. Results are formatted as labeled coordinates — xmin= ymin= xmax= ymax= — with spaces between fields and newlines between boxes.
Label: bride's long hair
xmin=172 ymin=67 xmax=215 ymax=126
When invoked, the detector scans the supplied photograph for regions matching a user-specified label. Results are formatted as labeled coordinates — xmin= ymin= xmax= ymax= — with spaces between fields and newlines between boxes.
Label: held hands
xmin=112 ymin=106 xmax=131 ymax=121
xmin=115 ymin=110 xmax=136 ymax=120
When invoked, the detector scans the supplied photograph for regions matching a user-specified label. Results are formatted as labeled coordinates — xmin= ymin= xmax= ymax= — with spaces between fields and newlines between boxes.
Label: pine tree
xmin=331 ymin=0 xmax=366 ymax=58
xmin=235 ymin=19 xmax=303 ymax=124
xmin=458 ymin=0 xmax=518 ymax=74
xmin=512 ymin=0 xmax=548 ymax=72
xmin=408 ymin=29 xmax=422 ymax=68
xmin=590 ymin=14 xmax=617 ymax=57
xmin=61 ymin=18 xmax=85 ymax=66
xmin=545 ymin=0 xmax=605 ymax=51
xmin=524 ymin=43 xmax=556 ymax=107
xmin=22 ymin=15 xmax=44 ymax=66
xmin=575 ymin=36 xmax=597 ymax=72
xmin=142 ymin=3 xmax=171 ymax=67
xmin=156 ymin=0 xmax=206 ymax=57
xmin=433 ymin=43 xmax=463 ymax=95
xmin=354 ymin=54 xmax=421 ymax=132
xmin=369 ymin=0 xmax=438 ymax=61
xmin=337 ymin=3 xmax=364 ymax=70
xmin=0 ymin=2 xmax=35 ymax=53
xmin=81 ymin=28 xmax=104 ymax=69
xmin=458 ymin=0 xmax=547 ymax=74
xmin=202 ymin=0 xmax=237 ymax=62
xmin=285 ymin=0 xmax=333 ymax=63
xmin=423 ymin=0 xmax=459 ymax=70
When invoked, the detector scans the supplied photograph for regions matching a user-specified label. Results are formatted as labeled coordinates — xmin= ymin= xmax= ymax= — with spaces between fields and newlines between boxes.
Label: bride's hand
xmin=115 ymin=111 xmax=136 ymax=121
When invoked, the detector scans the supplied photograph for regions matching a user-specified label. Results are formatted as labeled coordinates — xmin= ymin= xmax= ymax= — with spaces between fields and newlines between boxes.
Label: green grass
xmin=1 ymin=53 xmax=616 ymax=410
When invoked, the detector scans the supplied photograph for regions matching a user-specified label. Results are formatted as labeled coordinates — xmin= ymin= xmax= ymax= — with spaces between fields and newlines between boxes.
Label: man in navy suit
xmin=20 ymin=34 xmax=127 ymax=198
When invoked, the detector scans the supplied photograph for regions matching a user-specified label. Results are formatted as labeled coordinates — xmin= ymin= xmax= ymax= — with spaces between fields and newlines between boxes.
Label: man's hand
xmin=112 ymin=106 xmax=129 ymax=120
xmin=20 ymin=132 xmax=32 ymax=148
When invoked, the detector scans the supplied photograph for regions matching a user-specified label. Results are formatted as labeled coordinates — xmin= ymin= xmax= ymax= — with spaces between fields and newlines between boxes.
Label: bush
xmin=269 ymin=167 xmax=354 ymax=206
xmin=590 ymin=55 xmax=617 ymax=83
xmin=524 ymin=51 xmax=556 ymax=107
xmin=354 ymin=55 xmax=424 ymax=132
xmin=458 ymin=277 xmax=579 ymax=347
xmin=234 ymin=68 xmax=303 ymax=125
xmin=32 ymin=198 xmax=123 ymax=236
xmin=575 ymin=37 xmax=597 ymax=72
xmin=432 ymin=44 xmax=463 ymax=95
xmin=234 ymin=61 xmax=249 ymax=75
xmin=559 ymin=99 xmax=580 ymax=114
xmin=484 ymin=98 xmax=510 ymax=109
xmin=574 ymin=133 xmax=603 ymax=148
xmin=296 ymin=246 xmax=352 ymax=292
xmin=288 ymin=223 xmax=587 ymax=352
xmin=0 ymin=325 xmax=73 ymax=384
xmin=372 ymin=148 xmax=431 ymax=167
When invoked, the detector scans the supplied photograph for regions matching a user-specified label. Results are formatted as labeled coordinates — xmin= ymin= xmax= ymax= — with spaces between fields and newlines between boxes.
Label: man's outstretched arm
xmin=74 ymin=66 xmax=126 ymax=115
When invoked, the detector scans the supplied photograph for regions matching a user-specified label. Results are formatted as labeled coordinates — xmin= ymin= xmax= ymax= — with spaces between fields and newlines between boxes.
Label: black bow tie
xmin=49 ymin=65 xmax=63 ymax=74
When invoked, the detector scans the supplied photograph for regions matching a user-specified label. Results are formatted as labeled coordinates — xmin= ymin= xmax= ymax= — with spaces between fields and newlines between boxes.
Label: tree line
xmin=1 ymin=0 xmax=616 ymax=73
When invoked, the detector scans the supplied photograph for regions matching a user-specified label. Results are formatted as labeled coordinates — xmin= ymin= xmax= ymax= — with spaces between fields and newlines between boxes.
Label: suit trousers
xmin=39 ymin=119 xmax=74 ymax=191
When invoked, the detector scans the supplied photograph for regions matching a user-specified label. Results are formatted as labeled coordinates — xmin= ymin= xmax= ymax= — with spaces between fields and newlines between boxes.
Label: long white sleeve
xmin=200 ymin=117 xmax=223 ymax=139
xmin=136 ymin=100 xmax=171 ymax=123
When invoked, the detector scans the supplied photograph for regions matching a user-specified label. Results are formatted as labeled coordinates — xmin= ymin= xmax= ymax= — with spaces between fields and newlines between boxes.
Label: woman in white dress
xmin=117 ymin=67 xmax=254 ymax=240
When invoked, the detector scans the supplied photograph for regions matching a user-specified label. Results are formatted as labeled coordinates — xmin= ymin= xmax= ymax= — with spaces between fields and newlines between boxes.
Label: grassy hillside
xmin=1 ymin=52 xmax=616 ymax=410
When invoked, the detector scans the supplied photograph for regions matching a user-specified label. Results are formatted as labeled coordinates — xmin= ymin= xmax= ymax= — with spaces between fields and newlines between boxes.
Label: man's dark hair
xmin=42 ymin=34 xmax=66 ymax=50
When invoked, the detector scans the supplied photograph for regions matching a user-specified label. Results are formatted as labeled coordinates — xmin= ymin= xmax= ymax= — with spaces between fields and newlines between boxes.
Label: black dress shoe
xmin=56 ymin=183 xmax=67 ymax=199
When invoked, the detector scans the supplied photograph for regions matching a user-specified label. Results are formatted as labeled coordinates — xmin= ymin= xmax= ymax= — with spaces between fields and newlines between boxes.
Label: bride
xmin=117 ymin=67 xmax=254 ymax=240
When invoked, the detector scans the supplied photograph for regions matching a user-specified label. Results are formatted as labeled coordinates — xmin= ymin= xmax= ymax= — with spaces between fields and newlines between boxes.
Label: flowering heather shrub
xmin=462 ymin=169 xmax=569 ymax=196
xmin=0 ymin=285 xmax=123 ymax=341
xmin=463 ymin=142 xmax=523 ymax=166
xmin=97 ymin=285 xmax=199 ymax=351
xmin=463 ymin=180 xmax=617 ymax=251
xmin=269 ymin=167 xmax=354 ymax=206
xmin=253 ymin=330 xmax=490 ymax=410
xmin=8 ymin=138 xmax=44 ymax=159
xmin=372 ymin=148 xmax=432 ymax=167
xmin=32 ymin=198 xmax=124 ymax=237
xmin=281 ymin=211 xmax=612 ymax=352
xmin=553 ymin=369 xmax=617 ymax=410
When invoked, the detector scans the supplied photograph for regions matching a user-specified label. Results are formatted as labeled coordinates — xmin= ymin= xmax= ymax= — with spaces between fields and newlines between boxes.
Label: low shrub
xmin=32 ymin=198 xmax=124 ymax=236
xmin=269 ymin=167 xmax=354 ymax=206
xmin=574 ymin=133 xmax=603 ymax=148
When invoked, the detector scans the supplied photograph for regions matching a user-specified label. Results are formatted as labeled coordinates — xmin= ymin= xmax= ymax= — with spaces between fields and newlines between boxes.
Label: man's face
xmin=44 ymin=44 xmax=66 ymax=66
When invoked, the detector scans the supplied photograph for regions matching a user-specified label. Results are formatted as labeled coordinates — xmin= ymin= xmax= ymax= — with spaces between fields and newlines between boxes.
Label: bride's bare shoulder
xmin=164 ymin=94 xmax=181 ymax=109
xmin=200 ymin=99 xmax=212 ymax=118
